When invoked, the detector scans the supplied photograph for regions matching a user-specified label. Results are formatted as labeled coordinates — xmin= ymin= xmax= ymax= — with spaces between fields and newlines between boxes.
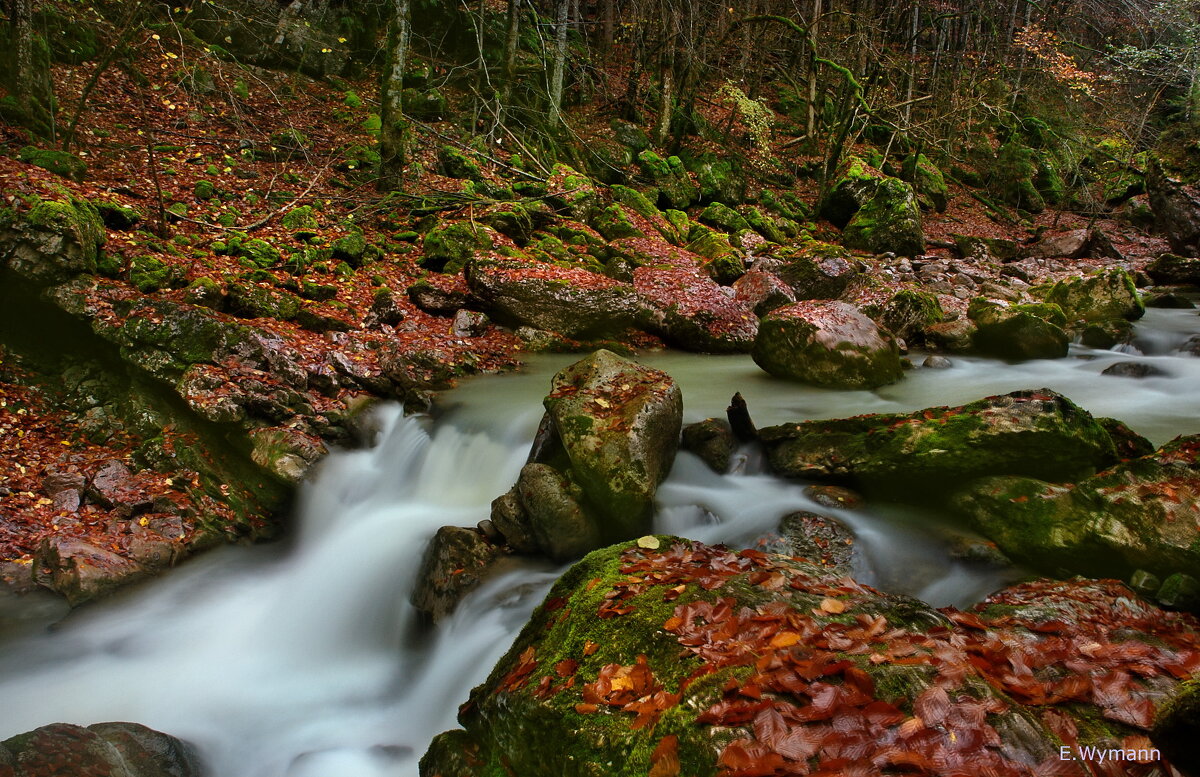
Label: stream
xmin=0 ymin=307 xmax=1198 ymax=776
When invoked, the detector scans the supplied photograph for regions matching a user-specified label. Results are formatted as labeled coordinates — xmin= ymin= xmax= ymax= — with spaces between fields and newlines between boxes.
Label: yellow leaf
xmin=636 ymin=536 xmax=660 ymax=550
xmin=819 ymin=597 xmax=847 ymax=614
xmin=770 ymin=631 xmax=801 ymax=648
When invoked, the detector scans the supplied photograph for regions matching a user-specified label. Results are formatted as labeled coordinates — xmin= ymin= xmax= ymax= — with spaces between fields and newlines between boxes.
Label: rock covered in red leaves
xmin=634 ymin=267 xmax=759 ymax=353
xmin=0 ymin=721 xmax=203 ymax=777
xmin=752 ymin=300 xmax=903 ymax=389
xmin=422 ymin=538 xmax=1199 ymax=777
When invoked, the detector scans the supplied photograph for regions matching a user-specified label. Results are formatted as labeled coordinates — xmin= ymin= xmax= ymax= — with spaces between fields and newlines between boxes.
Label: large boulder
xmin=422 ymin=538 xmax=1200 ymax=777
xmin=1154 ymin=677 xmax=1200 ymax=775
xmin=759 ymin=389 xmax=1119 ymax=495
xmin=0 ymin=721 xmax=203 ymax=777
xmin=491 ymin=351 xmax=682 ymax=560
xmin=1147 ymin=157 xmax=1200 ymax=256
xmin=752 ymin=301 xmax=903 ymax=390
xmin=1146 ymin=253 xmax=1200 ymax=286
xmin=32 ymin=538 xmax=148 ymax=606
xmin=636 ymin=151 xmax=698 ymax=210
xmin=466 ymin=261 xmax=645 ymax=340
xmin=0 ymin=198 xmax=105 ymax=285
xmin=1044 ymin=268 xmax=1144 ymax=323
xmin=754 ymin=242 xmax=859 ymax=300
xmin=841 ymin=177 xmax=925 ymax=256
xmin=952 ymin=434 xmax=1200 ymax=584
xmin=968 ymin=298 xmax=1070 ymax=361
xmin=633 ymin=267 xmax=758 ymax=353
xmin=819 ymin=156 xmax=883 ymax=227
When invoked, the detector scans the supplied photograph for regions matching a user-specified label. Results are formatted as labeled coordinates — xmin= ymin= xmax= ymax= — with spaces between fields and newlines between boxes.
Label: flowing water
xmin=1 ymin=308 xmax=1199 ymax=776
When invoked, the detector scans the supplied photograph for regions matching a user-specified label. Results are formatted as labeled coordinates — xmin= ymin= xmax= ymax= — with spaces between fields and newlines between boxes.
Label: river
xmin=0 ymin=307 xmax=1198 ymax=776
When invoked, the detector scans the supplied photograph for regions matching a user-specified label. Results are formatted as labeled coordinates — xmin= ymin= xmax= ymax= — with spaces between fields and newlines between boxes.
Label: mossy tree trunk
xmin=378 ymin=0 xmax=411 ymax=191
xmin=548 ymin=0 xmax=570 ymax=125
xmin=10 ymin=0 xmax=54 ymax=139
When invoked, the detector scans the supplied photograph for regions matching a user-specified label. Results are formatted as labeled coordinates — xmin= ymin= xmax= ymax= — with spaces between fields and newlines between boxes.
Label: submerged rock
xmin=759 ymin=389 xmax=1118 ymax=495
xmin=952 ymin=434 xmax=1200 ymax=585
xmin=752 ymin=301 xmax=903 ymax=390
xmin=422 ymin=538 xmax=1200 ymax=777
xmin=0 ymin=721 xmax=203 ymax=777
xmin=680 ymin=418 xmax=736 ymax=474
xmin=411 ymin=526 xmax=502 ymax=622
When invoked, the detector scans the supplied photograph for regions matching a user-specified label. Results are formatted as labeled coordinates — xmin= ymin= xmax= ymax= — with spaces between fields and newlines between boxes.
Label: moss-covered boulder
xmin=410 ymin=526 xmax=502 ymax=622
xmin=952 ymin=234 xmax=1020 ymax=264
xmin=866 ymin=289 xmax=945 ymax=342
xmin=636 ymin=151 xmax=698 ymax=210
xmin=17 ymin=146 xmax=87 ymax=182
xmin=547 ymin=164 xmax=602 ymax=221
xmin=438 ymin=145 xmax=483 ymax=180
xmin=467 ymin=260 xmax=645 ymax=339
xmin=212 ymin=235 xmax=281 ymax=268
xmin=280 ymin=205 xmax=319 ymax=240
xmin=1045 ymin=268 xmax=1144 ymax=324
xmin=952 ymin=434 xmax=1200 ymax=583
xmin=1146 ymin=157 xmax=1200 ymax=256
xmin=330 ymin=230 xmax=381 ymax=267
xmin=590 ymin=204 xmax=646 ymax=241
xmin=752 ymin=301 xmax=903 ymax=389
xmin=226 ymin=283 xmax=302 ymax=321
xmin=633 ymin=267 xmax=758 ymax=353
xmin=129 ymin=255 xmax=183 ymax=293
xmin=687 ymin=154 xmax=744 ymax=204
xmin=0 ymin=721 xmax=204 ymax=777
xmin=0 ymin=197 xmax=105 ymax=284
xmin=819 ymin=156 xmax=883 ymax=228
xmin=422 ymin=538 xmax=1200 ymax=777
xmin=731 ymin=270 xmax=796 ymax=316
xmin=842 ymin=177 xmax=925 ymax=256
xmin=1146 ymin=253 xmax=1200 ymax=286
xmin=988 ymin=140 xmax=1046 ymax=213
xmin=760 ymin=389 xmax=1119 ymax=495
xmin=898 ymin=153 xmax=948 ymax=212
xmin=490 ymin=352 xmax=682 ymax=560
xmin=756 ymin=242 xmax=858 ymax=300
xmin=1155 ymin=676 xmax=1200 ymax=775
xmin=422 ymin=222 xmax=496 ymax=273
xmin=968 ymin=298 xmax=1070 ymax=361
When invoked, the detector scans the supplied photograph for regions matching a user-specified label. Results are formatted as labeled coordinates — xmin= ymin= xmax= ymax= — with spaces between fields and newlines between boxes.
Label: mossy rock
xmin=212 ymin=235 xmax=281 ymax=268
xmin=422 ymin=222 xmax=496 ymax=273
xmin=752 ymin=301 xmax=903 ymax=390
xmin=897 ymin=153 xmax=948 ymax=212
xmin=952 ymin=434 xmax=1200 ymax=583
xmin=18 ymin=146 xmax=87 ymax=182
xmin=1155 ymin=676 xmax=1200 ymax=774
xmin=738 ymin=206 xmax=793 ymax=243
xmin=403 ymin=87 xmax=448 ymax=120
xmin=129 ymin=256 xmax=184 ymax=293
xmin=95 ymin=203 xmax=141 ymax=231
xmin=330 ymin=230 xmax=380 ymax=267
xmin=697 ymin=202 xmax=750 ymax=234
xmin=2 ymin=198 xmax=105 ymax=284
xmin=547 ymin=164 xmax=601 ymax=221
xmin=968 ymin=299 xmax=1070 ymax=361
xmin=193 ymin=180 xmax=217 ymax=201
xmin=761 ymin=388 xmax=1119 ymax=496
xmin=423 ymin=537 xmax=1198 ymax=777
xmin=686 ymin=154 xmax=744 ymax=204
xmin=226 ymin=283 xmax=302 ymax=320
xmin=988 ymin=141 xmax=1045 ymax=213
xmin=438 ymin=145 xmax=483 ymax=180
xmin=1045 ymin=268 xmax=1144 ymax=324
xmin=842 ymin=177 xmax=925 ymax=256
xmin=867 ymin=289 xmax=945 ymax=341
xmin=590 ymin=204 xmax=645 ymax=241
xmin=636 ymin=151 xmax=697 ymax=209
xmin=281 ymin=205 xmax=319 ymax=240
xmin=819 ymin=156 xmax=882 ymax=227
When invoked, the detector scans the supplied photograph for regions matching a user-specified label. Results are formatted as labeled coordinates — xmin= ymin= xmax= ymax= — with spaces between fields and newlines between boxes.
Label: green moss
xmin=842 ymin=177 xmax=924 ymax=256
xmin=590 ymin=204 xmax=644 ymax=241
xmin=129 ymin=256 xmax=182 ymax=293
xmin=422 ymin=222 xmax=494 ymax=273
xmin=281 ymin=205 xmax=319 ymax=240
xmin=438 ymin=145 xmax=482 ymax=180
xmin=18 ymin=146 xmax=87 ymax=181
xmin=698 ymin=202 xmax=750 ymax=233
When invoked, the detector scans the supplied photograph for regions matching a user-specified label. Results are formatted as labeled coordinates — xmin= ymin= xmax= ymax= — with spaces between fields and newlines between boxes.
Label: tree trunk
xmin=12 ymin=0 xmax=53 ymax=139
xmin=602 ymin=0 xmax=615 ymax=52
xmin=807 ymin=0 xmax=823 ymax=139
xmin=548 ymin=0 xmax=570 ymax=124
xmin=378 ymin=0 xmax=411 ymax=191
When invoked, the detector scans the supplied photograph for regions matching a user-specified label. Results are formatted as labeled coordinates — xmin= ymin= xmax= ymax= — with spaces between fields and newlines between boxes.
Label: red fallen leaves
xmin=578 ymin=655 xmax=681 ymax=729
xmin=649 ymin=734 xmax=681 ymax=777
xmin=497 ymin=646 xmax=538 ymax=693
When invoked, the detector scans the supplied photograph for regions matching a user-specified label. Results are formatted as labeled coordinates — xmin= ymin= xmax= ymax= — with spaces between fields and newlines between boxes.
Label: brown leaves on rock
xmin=578 ymin=655 xmax=681 ymax=729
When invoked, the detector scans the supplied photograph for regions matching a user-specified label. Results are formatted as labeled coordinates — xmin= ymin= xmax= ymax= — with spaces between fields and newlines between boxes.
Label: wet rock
xmin=248 ymin=426 xmax=326 ymax=484
xmin=514 ymin=463 xmax=599 ymax=561
xmin=0 ymin=198 xmax=105 ymax=285
xmin=1158 ymin=573 xmax=1200 ymax=612
xmin=1154 ymin=676 xmax=1200 ymax=776
xmin=451 ymin=309 xmax=489 ymax=337
xmin=731 ymin=270 xmax=795 ymax=316
xmin=842 ymin=177 xmax=925 ymax=256
xmin=755 ymin=243 xmax=859 ymax=300
xmin=923 ymin=318 xmax=976 ymax=353
xmin=406 ymin=280 xmax=469 ymax=317
xmin=752 ymin=301 xmax=903 ymax=389
xmin=1080 ymin=319 xmax=1134 ymax=349
xmin=769 ymin=510 xmax=858 ymax=571
xmin=0 ymin=721 xmax=203 ymax=777
xmin=635 ymin=150 xmax=698 ymax=209
xmin=760 ymin=389 xmax=1118 ymax=495
xmin=680 ymin=418 xmax=735 ymax=473
xmin=867 ymin=289 xmax=945 ymax=343
xmin=1096 ymin=417 xmax=1155 ymax=460
xmin=1044 ymin=268 xmax=1144 ymax=323
xmin=489 ymin=488 xmax=538 ymax=554
xmin=968 ymin=299 xmax=1069 ymax=361
xmin=952 ymin=434 xmax=1200 ymax=582
xmin=410 ymin=526 xmax=500 ymax=622
xmin=952 ymin=233 xmax=1020 ymax=263
xmin=32 ymin=537 xmax=148 ymax=606
xmin=540 ymin=351 xmax=682 ymax=544
xmin=423 ymin=538 xmax=1200 ymax=777
xmin=467 ymin=260 xmax=644 ymax=340
xmin=1144 ymin=290 xmax=1196 ymax=308
xmin=87 ymin=459 xmax=139 ymax=509
xmin=1101 ymin=361 xmax=1168 ymax=379
xmin=633 ymin=266 xmax=758 ymax=353
xmin=804 ymin=484 xmax=865 ymax=510
xmin=1146 ymin=253 xmax=1200 ymax=285
xmin=923 ymin=355 xmax=953 ymax=369
xmin=1147 ymin=157 xmax=1200 ymax=255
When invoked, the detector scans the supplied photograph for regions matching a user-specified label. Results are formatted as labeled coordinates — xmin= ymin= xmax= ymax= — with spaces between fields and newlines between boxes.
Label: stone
xmin=923 ymin=319 xmax=976 ymax=353
xmin=680 ymin=419 xmax=736 ymax=473
xmin=756 ymin=242 xmax=858 ymax=300
xmin=952 ymin=434 xmax=1200 ymax=583
xmin=869 ymin=289 xmax=945 ymax=342
xmin=410 ymin=526 xmax=500 ymax=622
xmin=422 ymin=538 xmax=1200 ymax=777
xmin=406 ymin=280 xmax=468 ymax=316
xmin=732 ymin=270 xmax=795 ymax=316
xmin=769 ymin=510 xmax=859 ymax=571
xmin=923 ymin=355 xmax=953 ymax=369
xmin=1154 ymin=676 xmax=1200 ymax=776
xmin=1144 ymin=291 xmax=1196 ymax=308
xmin=1129 ymin=569 xmax=1162 ymax=597
xmin=452 ymin=309 xmax=489 ymax=337
xmin=1157 ymin=573 xmax=1200 ymax=612
xmin=819 ymin=156 xmax=883 ymax=227
xmin=421 ymin=222 xmax=495 ymax=273
xmin=514 ymin=463 xmax=599 ymax=562
xmin=32 ymin=538 xmax=148 ymax=606
xmin=1147 ymin=157 xmax=1200 ymax=255
xmin=1044 ymin=268 xmax=1144 ymax=323
xmin=968 ymin=299 xmax=1070 ymax=361
xmin=636 ymin=151 xmax=698 ymax=209
xmin=633 ymin=266 xmax=758 ymax=353
xmin=363 ymin=289 xmax=406 ymax=328
xmin=0 ymin=721 xmax=203 ymax=777
xmin=760 ymin=389 xmax=1119 ymax=495
xmin=1146 ymin=253 xmax=1200 ymax=286
xmin=1096 ymin=417 xmax=1155 ymax=460
xmin=1080 ymin=320 xmax=1134 ymax=349
xmin=752 ymin=301 xmax=903 ymax=390
xmin=0 ymin=198 xmax=105 ymax=285
xmin=1101 ymin=361 xmax=1168 ymax=379
xmin=841 ymin=177 xmax=925 ymax=256
xmin=17 ymin=145 xmax=87 ymax=181
xmin=1020 ymin=229 xmax=1091 ymax=260
xmin=467 ymin=260 xmax=645 ymax=340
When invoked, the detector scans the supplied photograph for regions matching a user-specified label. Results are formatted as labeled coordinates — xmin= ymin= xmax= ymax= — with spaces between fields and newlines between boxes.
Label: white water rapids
xmin=1 ymin=307 xmax=1199 ymax=776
